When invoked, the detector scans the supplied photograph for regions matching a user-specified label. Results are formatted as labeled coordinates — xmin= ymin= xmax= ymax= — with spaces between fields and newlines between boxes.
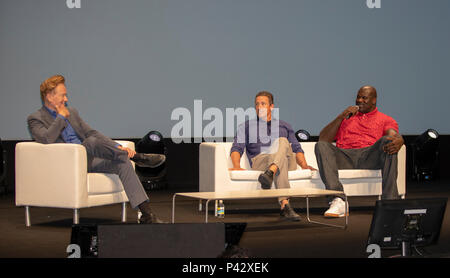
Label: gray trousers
xmin=251 ymin=138 xmax=297 ymax=202
xmin=314 ymin=136 xmax=399 ymax=201
xmin=82 ymin=136 xmax=149 ymax=209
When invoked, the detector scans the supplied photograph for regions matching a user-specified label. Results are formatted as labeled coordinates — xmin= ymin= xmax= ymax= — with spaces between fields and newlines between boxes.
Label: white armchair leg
xmin=121 ymin=202 xmax=127 ymax=222
xmin=25 ymin=206 xmax=31 ymax=227
xmin=73 ymin=209 xmax=79 ymax=225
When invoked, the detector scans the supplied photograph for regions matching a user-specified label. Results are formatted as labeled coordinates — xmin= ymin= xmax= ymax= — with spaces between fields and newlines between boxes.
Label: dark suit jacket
xmin=27 ymin=106 xmax=117 ymax=149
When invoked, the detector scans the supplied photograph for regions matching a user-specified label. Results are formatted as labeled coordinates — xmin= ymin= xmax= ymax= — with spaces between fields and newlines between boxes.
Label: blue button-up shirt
xmin=44 ymin=106 xmax=82 ymax=144
xmin=230 ymin=118 xmax=303 ymax=167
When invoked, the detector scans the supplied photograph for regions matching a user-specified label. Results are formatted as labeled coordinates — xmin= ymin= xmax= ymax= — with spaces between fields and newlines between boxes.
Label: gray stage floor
xmin=1 ymin=180 xmax=450 ymax=258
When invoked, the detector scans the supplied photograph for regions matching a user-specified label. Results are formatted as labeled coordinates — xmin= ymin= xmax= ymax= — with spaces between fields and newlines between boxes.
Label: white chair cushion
xmin=87 ymin=173 xmax=125 ymax=195
xmin=338 ymin=169 xmax=381 ymax=179
xmin=230 ymin=169 xmax=312 ymax=181
xmin=310 ymin=169 xmax=381 ymax=180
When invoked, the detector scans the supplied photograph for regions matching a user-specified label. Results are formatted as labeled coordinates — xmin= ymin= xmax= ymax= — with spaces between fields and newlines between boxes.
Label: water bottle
xmin=217 ymin=200 xmax=225 ymax=218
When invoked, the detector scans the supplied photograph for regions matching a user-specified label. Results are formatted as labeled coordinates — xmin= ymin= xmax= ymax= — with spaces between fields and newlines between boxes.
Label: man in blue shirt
xmin=27 ymin=75 xmax=165 ymax=224
xmin=230 ymin=91 xmax=316 ymax=221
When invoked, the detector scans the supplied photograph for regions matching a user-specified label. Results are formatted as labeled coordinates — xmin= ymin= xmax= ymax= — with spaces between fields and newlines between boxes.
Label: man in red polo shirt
xmin=315 ymin=85 xmax=404 ymax=217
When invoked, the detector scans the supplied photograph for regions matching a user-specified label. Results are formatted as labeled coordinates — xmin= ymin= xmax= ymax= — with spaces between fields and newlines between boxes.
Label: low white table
xmin=172 ymin=188 xmax=348 ymax=229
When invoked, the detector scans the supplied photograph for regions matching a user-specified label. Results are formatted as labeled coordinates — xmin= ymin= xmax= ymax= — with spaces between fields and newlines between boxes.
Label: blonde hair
xmin=40 ymin=75 xmax=65 ymax=102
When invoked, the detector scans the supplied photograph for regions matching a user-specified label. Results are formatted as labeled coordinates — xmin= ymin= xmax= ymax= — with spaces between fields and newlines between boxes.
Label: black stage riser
xmin=71 ymin=223 xmax=246 ymax=258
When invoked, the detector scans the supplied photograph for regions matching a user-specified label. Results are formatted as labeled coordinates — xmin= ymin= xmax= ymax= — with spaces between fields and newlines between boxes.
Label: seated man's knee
xmin=380 ymin=136 xmax=390 ymax=143
xmin=378 ymin=136 xmax=392 ymax=150
xmin=315 ymin=141 xmax=332 ymax=153
xmin=82 ymin=136 xmax=98 ymax=148
xmin=272 ymin=137 xmax=289 ymax=148
xmin=266 ymin=137 xmax=290 ymax=155
xmin=278 ymin=137 xmax=290 ymax=152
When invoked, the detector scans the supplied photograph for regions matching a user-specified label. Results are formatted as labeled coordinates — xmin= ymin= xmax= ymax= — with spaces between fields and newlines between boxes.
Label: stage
xmin=1 ymin=180 xmax=449 ymax=259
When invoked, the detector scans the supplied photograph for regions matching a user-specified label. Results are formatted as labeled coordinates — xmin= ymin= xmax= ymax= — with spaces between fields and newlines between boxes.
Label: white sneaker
xmin=324 ymin=197 xmax=349 ymax=218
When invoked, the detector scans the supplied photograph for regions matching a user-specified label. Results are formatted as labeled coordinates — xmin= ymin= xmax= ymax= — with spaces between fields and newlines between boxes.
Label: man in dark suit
xmin=28 ymin=75 xmax=165 ymax=223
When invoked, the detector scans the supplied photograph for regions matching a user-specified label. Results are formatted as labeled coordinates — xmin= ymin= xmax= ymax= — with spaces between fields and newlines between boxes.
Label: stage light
xmin=412 ymin=129 xmax=439 ymax=181
xmin=135 ymin=131 xmax=167 ymax=190
xmin=295 ymin=129 xmax=311 ymax=142
xmin=137 ymin=130 xmax=164 ymax=153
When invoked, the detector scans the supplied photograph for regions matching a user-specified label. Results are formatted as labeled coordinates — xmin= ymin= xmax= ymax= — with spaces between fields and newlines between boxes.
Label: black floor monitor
xmin=368 ymin=198 xmax=447 ymax=257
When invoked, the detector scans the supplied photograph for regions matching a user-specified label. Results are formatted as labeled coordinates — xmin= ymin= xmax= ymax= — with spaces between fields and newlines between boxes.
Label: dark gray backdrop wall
xmin=1 ymin=0 xmax=449 ymax=140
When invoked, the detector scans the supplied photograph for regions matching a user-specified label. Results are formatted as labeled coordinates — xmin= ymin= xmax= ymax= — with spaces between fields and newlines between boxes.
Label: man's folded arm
xmin=319 ymin=115 xmax=344 ymax=143
xmin=384 ymin=128 xmax=404 ymax=155
xmin=27 ymin=115 xmax=67 ymax=144
xmin=70 ymin=108 xmax=120 ymax=148
xmin=229 ymin=126 xmax=246 ymax=170
xmin=230 ymin=151 xmax=243 ymax=170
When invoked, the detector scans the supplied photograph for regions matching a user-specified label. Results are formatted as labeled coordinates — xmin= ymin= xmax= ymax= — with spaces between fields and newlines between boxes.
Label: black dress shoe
xmin=139 ymin=213 xmax=166 ymax=224
xmin=131 ymin=153 xmax=166 ymax=168
xmin=138 ymin=200 xmax=166 ymax=223
xmin=280 ymin=204 xmax=301 ymax=222
xmin=258 ymin=170 xmax=274 ymax=189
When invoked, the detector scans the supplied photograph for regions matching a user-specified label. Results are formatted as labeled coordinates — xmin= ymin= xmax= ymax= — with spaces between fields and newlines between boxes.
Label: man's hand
xmin=117 ymin=145 xmax=136 ymax=158
xmin=229 ymin=167 xmax=245 ymax=171
xmin=55 ymin=103 xmax=70 ymax=118
xmin=301 ymin=165 xmax=317 ymax=171
xmin=383 ymin=133 xmax=404 ymax=155
xmin=340 ymin=105 xmax=359 ymax=119
xmin=229 ymin=152 xmax=244 ymax=171
xmin=296 ymin=152 xmax=317 ymax=171
xmin=319 ymin=106 xmax=358 ymax=142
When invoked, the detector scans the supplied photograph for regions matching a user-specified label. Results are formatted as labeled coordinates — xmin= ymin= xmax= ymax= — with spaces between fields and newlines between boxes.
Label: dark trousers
xmin=82 ymin=136 xmax=149 ymax=209
xmin=314 ymin=137 xmax=399 ymax=201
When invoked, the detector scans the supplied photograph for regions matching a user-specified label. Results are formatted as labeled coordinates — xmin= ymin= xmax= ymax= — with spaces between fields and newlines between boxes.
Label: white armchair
xmin=15 ymin=140 xmax=135 ymax=226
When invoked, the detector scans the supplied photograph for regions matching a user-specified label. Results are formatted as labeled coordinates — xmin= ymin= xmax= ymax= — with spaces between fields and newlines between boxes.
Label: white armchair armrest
xmin=15 ymin=142 xmax=89 ymax=208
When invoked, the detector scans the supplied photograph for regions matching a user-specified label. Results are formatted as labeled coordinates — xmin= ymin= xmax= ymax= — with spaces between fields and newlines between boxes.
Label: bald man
xmin=315 ymin=86 xmax=404 ymax=217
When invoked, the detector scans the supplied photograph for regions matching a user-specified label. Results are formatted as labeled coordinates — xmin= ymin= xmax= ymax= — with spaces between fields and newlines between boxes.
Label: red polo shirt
xmin=335 ymin=107 xmax=399 ymax=149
